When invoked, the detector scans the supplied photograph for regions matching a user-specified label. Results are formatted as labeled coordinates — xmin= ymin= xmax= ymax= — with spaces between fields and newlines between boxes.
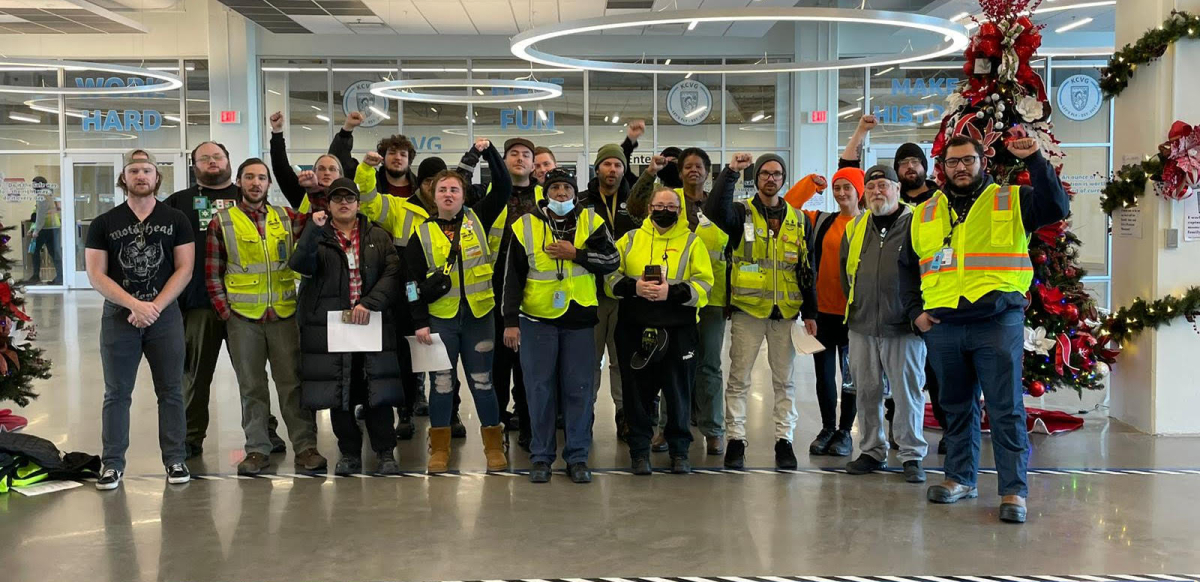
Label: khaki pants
xmin=724 ymin=311 xmax=798 ymax=442
xmin=226 ymin=316 xmax=317 ymax=456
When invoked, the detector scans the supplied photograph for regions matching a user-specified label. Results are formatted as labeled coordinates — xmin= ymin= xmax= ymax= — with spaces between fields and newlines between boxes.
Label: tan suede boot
xmin=427 ymin=427 xmax=452 ymax=474
xmin=480 ymin=425 xmax=509 ymax=472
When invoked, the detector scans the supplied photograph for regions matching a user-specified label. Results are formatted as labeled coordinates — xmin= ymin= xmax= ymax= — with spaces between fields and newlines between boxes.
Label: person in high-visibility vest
xmin=205 ymin=158 xmax=325 ymax=477
xmin=405 ymin=141 xmax=512 ymax=474
xmin=704 ymin=152 xmax=818 ymax=471
xmin=901 ymin=133 xmax=1069 ymax=524
xmin=626 ymin=147 xmax=731 ymax=457
xmin=25 ymin=176 xmax=62 ymax=285
xmin=501 ymin=168 xmax=619 ymax=484
xmin=839 ymin=165 xmax=928 ymax=484
xmin=608 ymin=186 xmax=714 ymax=475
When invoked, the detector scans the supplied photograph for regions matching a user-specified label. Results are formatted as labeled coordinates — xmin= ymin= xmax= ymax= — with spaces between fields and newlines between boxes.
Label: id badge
xmin=346 ymin=251 xmax=357 ymax=270
xmin=192 ymin=196 xmax=208 ymax=210
xmin=277 ymin=240 xmax=287 ymax=260
xmin=743 ymin=221 xmax=755 ymax=242
xmin=783 ymin=250 xmax=799 ymax=264
xmin=697 ymin=211 xmax=711 ymax=227
xmin=552 ymin=290 xmax=567 ymax=310
xmin=940 ymin=247 xmax=954 ymax=266
xmin=740 ymin=264 xmax=760 ymax=273
xmin=406 ymin=281 xmax=419 ymax=302
xmin=930 ymin=251 xmax=942 ymax=273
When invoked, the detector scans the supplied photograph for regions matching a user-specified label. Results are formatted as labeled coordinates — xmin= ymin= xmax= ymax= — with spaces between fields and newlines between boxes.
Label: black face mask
xmin=651 ymin=209 xmax=679 ymax=229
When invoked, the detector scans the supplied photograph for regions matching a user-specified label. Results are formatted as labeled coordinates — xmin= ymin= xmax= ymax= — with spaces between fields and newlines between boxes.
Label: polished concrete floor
xmin=4 ymin=293 xmax=1200 ymax=582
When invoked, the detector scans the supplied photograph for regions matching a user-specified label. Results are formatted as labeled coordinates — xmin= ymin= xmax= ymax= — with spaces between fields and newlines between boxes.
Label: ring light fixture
xmin=510 ymin=7 xmax=970 ymax=74
xmin=0 ymin=58 xmax=183 ymax=95
xmin=369 ymin=79 xmax=563 ymax=105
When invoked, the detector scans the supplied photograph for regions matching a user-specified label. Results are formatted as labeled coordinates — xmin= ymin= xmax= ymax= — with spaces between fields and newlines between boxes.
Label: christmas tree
xmin=930 ymin=0 xmax=1119 ymax=395
xmin=0 ymin=221 xmax=51 ymax=406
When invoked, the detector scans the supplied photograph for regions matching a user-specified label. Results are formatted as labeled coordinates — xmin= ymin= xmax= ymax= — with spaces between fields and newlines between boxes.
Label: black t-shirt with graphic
xmin=86 ymin=201 xmax=194 ymax=302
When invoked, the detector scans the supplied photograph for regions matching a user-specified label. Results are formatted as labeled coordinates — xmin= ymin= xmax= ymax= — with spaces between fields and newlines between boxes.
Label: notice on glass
xmin=327 ymin=310 xmax=383 ymax=352
xmin=405 ymin=333 xmax=453 ymax=373
xmin=1184 ymin=195 xmax=1200 ymax=242
xmin=791 ymin=321 xmax=826 ymax=355
xmin=1115 ymin=207 xmax=1143 ymax=239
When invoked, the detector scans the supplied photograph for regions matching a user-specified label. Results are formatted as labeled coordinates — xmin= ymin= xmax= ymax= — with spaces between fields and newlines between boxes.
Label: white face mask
xmin=547 ymin=198 xmax=575 ymax=216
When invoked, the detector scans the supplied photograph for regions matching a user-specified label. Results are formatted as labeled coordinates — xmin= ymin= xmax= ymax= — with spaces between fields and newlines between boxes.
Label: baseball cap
xmin=123 ymin=149 xmax=158 ymax=170
xmin=865 ymin=165 xmax=899 ymax=183
xmin=504 ymin=137 xmax=536 ymax=156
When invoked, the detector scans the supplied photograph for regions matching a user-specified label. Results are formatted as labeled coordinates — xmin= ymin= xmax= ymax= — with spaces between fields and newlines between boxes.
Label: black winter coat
xmin=289 ymin=215 xmax=403 ymax=410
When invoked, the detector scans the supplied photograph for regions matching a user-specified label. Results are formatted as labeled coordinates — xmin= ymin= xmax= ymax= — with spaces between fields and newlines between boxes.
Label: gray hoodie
xmin=840 ymin=206 xmax=918 ymax=337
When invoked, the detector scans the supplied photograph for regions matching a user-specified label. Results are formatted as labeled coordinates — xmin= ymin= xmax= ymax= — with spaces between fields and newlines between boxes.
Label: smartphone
xmin=642 ymin=265 xmax=663 ymax=282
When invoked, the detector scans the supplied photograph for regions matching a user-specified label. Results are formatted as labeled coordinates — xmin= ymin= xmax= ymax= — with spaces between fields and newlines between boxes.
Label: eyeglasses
xmin=329 ymin=194 xmax=357 ymax=204
xmin=196 ymin=154 xmax=226 ymax=164
xmin=650 ymin=204 xmax=680 ymax=212
xmin=757 ymin=171 xmax=784 ymax=181
xmin=896 ymin=157 xmax=924 ymax=169
xmin=943 ymin=155 xmax=979 ymax=169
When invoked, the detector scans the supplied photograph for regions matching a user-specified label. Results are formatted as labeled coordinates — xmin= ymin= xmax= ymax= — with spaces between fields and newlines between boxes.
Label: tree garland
xmin=1101 ymin=10 xmax=1200 ymax=99
xmin=1100 ymin=156 xmax=1163 ymax=215
xmin=1103 ymin=287 xmax=1200 ymax=344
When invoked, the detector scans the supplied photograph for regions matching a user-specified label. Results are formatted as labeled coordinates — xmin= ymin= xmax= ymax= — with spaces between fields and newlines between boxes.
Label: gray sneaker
xmin=335 ymin=455 xmax=362 ymax=476
xmin=845 ymin=453 xmax=886 ymax=475
xmin=903 ymin=460 xmax=926 ymax=483
xmin=376 ymin=451 xmax=400 ymax=475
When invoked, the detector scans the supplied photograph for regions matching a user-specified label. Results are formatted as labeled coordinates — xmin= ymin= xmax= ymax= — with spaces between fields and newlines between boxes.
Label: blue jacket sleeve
xmin=705 ymin=168 xmax=745 ymax=239
xmin=1018 ymin=151 xmax=1070 ymax=233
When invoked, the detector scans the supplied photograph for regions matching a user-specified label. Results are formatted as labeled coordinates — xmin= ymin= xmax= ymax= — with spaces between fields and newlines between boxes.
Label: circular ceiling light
xmin=510 ymin=7 xmax=970 ymax=74
xmin=0 ymin=58 xmax=182 ymax=95
xmin=369 ymin=79 xmax=563 ymax=105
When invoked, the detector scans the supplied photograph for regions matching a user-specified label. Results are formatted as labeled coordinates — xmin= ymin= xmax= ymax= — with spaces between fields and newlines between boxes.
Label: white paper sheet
xmin=791 ymin=320 xmax=826 ymax=355
xmin=13 ymin=479 xmax=83 ymax=496
xmin=326 ymin=310 xmax=383 ymax=353
xmin=405 ymin=333 xmax=454 ymax=373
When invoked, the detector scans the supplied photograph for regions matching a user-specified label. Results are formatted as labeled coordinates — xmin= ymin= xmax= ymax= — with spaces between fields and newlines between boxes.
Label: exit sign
xmin=809 ymin=111 xmax=828 ymax=124
xmin=219 ymin=110 xmax=240 ymax=124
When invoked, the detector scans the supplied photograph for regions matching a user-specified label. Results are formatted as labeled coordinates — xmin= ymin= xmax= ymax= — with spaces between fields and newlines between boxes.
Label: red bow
xmin=1035 ymin=221 xmax=1066 ymax=245
xmin=0 ymin=283 xmax=30 ymax=322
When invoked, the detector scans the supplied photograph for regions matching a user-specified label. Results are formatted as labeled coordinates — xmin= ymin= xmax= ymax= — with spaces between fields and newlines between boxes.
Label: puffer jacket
xmin=289 ymin=214 xmax=402 ymax=410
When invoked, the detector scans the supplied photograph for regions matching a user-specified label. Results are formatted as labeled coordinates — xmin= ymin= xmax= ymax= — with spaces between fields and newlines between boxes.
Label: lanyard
xmin=942 ymin=206 xmax=968 ymax=248
xmin=601 ymin=193 xmax=618 ymax=225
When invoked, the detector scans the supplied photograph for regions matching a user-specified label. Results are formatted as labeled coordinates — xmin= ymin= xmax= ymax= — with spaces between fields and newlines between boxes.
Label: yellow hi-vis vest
xmin=344 ymin=162 xmax=426 ymax=247
xmin=511 ymin=208 xmax=606 ymax=320
xmin=486 ymin=183 xmax=544 ymax=254
xmin=692 ymin=212 xmax=730 ymax=308
xmin=216 ymin=204 xmax=298 ymax=320
xmin=730 ymin=200 xmax=808 ymax=319
xmin=416 ymin=207 xmax=495 ymax=319
xmin=605 ymin=219 xmax=714 ymax=316
xmin=299 ymin=163 xmax=392 ymax=225
xmin=842 ymin=206 xmax=914 ymax=322
xmin=909 ymin=184 xmax=1032 ymax=311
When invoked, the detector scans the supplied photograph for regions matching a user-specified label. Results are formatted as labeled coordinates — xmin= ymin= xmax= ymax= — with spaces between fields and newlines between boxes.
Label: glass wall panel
xmin=726 ymin=60 xmax=790 ymax=151
xmin=400 ymin=60 xmax=471 ymax=161
xmin=0 ymin=154 xmax=62 ymax=280
xmin=1049 ymin=60 xmax=1109 ymax=144
xmin=0 ymin=66 xmax=60 ymax=150
xmin=332 ymin=59 xmax=401 ymax=156
xmin=185 ymin=60 xmax=211 ymax=152
xmin=836 ymin=67 xmax=867 ymax=153
xmin=1061 ymin=146 xmax=1110 ymax=275
xmin=65 ymin=59 xmax=182 ymax=150
xmin=655 ymin=60 xmax=722 ymax=150
xmin=868 ymin=63 xmax=962 ymax=145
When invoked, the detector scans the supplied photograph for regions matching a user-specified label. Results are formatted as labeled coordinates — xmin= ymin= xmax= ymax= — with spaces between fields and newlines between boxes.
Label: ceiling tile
xmin=411 ymin=0 xmax=471 ymax=34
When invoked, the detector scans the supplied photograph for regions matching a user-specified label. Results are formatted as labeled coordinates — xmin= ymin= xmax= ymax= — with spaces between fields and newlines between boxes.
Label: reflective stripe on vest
xmin=910 ymin=185 xmax=1032 ymax=310
xmin=513 ymin=209 xmax=604 ymax=319
xmin=217 ymin=204 xmax=298 ymax=320
xmin=417 ymin=207 xmax=495 ymax=319
xmin=607 ymin=226 xmax=710 ymax=309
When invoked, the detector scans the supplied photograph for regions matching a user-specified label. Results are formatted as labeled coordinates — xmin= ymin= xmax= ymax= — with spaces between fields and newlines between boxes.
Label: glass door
xmin=63 ymin=154 xmax=123 ymax=289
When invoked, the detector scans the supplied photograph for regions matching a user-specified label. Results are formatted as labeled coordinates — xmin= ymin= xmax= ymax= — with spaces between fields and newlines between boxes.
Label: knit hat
xmin=594 ymin=143 xmax=627 ymax=169
xmin=865 ymin=165 xmax=899 ymax=184
xmin=504 ymin=137 xmax=536 ymax=156
xmin=893 ymin=143 xmax=928 ymax=174
xmin=753 ymin=153 xmax=787 ymax=183
xmin=326 ymin=177 xmax=360 ymax=199
xmin=416 ymin=157 xmax=447 ymax=186
xmin=830 ymin=167 xmax=866 ymax=199
xmin=542 ymin=168 xmax=577 ymax=195
xmin=123 ymin=149 xmax=157 ymax=170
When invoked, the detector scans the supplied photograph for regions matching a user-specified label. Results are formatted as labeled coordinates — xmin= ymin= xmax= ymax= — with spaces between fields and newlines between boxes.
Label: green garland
xmin=1102 ymin=11 xmax=1200 ymax=99
xmin=1104 ymin=287 xmax=1200 ymax=345
xmin=1100 ymin=156 xmax=1163 ymax=216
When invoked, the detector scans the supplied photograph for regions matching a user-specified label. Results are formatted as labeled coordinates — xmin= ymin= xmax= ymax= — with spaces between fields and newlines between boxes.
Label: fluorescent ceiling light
xmin=923 ymin=120 xmax=941 ymax=127
xmin=912 ymin=107 xmax=936 ymax=116
xmin=874 ymin=67 xmax=895 ymax=76
xmin=316 ymin=114 xmax=330 ymax=121
xmin=687 ymin=20 xmax=698 ymax=31
xmin=537 ymin=108 xmax=548 ymax=121
xmin=147 ymin=65 xmax=196 ymax=72
xmin=750 ymin=110 xmax=765 ymax=122
xmin=332 ymin=67 xmax=398 ymax=73
xmin=261 ymin=67 xmax=327 ymax=72
xmin=1056 ymin=17 xmax=1094 ymax=33
xmin=401 ymin=67 xmax=469 ymax=73
xmin=370 ymin=79 xmax=562 ymax=105
xmin=604 ymin=115 xmax=610 ymax=122
xmin=301 ymin=126 xmax=312 ymax=131
xmin=8 ymin=112 xmax=40 ymax=123
xmin=0 ymin=58 xmax=182 ymax=96
xmin=475 ymin=89 xmax=485 ymax=95
xmin=922 ymin=94 xmax=937 ymax=99
xmin=685 ymin=72 xmax=693 ymax=78
xmin=612 ymin=114 xmax=620 ymax=124
xmin=856 ymin=96 xmax=865 ymax=101
xmin=839 ymin=106 xmax=862 ymax=117
xmin=164 ymin=115 xmax=181 ymax=122
xmin=368 ymin=105 xmax=390 ymax=119
xmin=1036 ymin=1 xmax=1114 ymax=14
xmin=310 ymin=105 xmax=321 ymax=111
xmin=267 ymin=89 xmax=281 ymax=96
xmin=664 ymin=59 xmax=672 ymax=65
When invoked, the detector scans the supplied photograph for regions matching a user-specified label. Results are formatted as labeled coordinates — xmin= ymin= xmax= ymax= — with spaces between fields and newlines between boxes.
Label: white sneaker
xmin=166 ymin=463 xmax=191 ymax=484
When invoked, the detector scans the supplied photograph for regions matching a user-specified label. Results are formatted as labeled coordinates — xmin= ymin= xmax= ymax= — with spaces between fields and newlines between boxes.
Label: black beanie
xmin=893 ymin=143 xmax=928 ymax=174
xmin=417 ymin=157 xmax=447 ymax=185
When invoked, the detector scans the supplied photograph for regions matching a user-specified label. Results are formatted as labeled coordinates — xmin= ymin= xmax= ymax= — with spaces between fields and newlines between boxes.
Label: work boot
xmin=481 ymin=425 xmax=509 ymax=472
xmin=774 ymin=439 xmax=798 ymax=470
xmin=376 ymin=450 xmax=401 ymax=475
xmin=999 ymin=495 xmax=1028 ymax=523
xmin=334 ymin=455 xmax=362 ymax=476
xmin=450 ymin=412 xmax=467 ymax=439
xmin=427 ymin=427 xmax=452 ymax=474
xmin=927 ymin=480 xmax=979 ymax=504
xmin=724 ymin=439 xmax=746 ymax=469
xmin=705 ymin=435 xmax=725 ymax=455
xmin=903 ymin=460 xmax=926 ymax=483
xmin=826 ymin=429 xmax=853 ymax=457
xmin=568 ymin=462 xmax=592 ymax=484
xmin=237 ymin=452 xmax=271 ymax=476
xmin=294 ymin=448 xmax=328 ymax=474
xmin=651 ymin=431 xmax=668 ymax=453
xmin=529 ymin=461 xmax=552 ymax=483
xmin=808 ymin=428 xmax=835 ymax=455
xmin=671 ymin=456 xmax=692 ymax=474
xmin=631 ymin=456 xmax=652 ymax=475
xmin=845 ymin=453 xmax=886 ymax=475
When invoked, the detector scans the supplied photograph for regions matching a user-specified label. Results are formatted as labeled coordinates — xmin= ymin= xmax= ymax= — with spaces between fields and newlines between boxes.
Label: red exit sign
xmin=218 ymin=110 xmax=240 ymax=124
xmin=809 ymin=111 xmax=828 ymax=124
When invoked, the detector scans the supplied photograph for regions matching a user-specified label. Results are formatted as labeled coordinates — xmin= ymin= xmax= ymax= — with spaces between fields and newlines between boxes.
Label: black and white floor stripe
xmin=427 ymin=574 xmax=1197 ymax=582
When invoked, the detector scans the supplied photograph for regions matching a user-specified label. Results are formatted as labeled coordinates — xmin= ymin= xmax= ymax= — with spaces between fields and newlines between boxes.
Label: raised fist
xmin=729 ymin=152 xmax=754 ymax=173
xmin=269 ymin=111 xmax=284 ymax=133
xmin=311 ymin=210 xmax=328 ymax=227
xmin=474 ymin=138 xmax=491 ymax=152
xmin=343 ymin=111 xmax=365 ymax=131
xmin=363 ymin=151 xmax=383 ymax=167
xmin=857 ymin=114 xmax=878 ymax=133
xmin=648 ymin=154 xmax=668 ymax=174
xmin=627 ymin=119 xmax=646 ymax=141
xmin=297 ymin=170 xmax=317 ymax=190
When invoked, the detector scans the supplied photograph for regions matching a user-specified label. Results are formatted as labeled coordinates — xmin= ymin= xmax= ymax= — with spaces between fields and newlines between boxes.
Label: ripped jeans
xmin=428 ymin=309 xmax=501 ymax=429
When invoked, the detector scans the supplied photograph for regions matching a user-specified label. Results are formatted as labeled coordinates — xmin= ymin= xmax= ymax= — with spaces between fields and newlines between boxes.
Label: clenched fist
xmin=857 ymin=114 xmax=878 ymax=133
xmin=343 ymin=111 xmax=365 ymax=131
xmin=270 ymin=111 xmax=284 ymax=134
xmin=474 ymin=138 xmax=491 ymax=152
xmin=363 ymin=151 xmax=383 ymax=167
xmin=729 ymin=152 xmax=754 ymax=173
xmin=311 ymin=210 xmax=328 ymax=227
xmin=627 ymin=119 xmax=646 ymax=141
xmin=298 ymin=170 xmax=318 ymax=191
xmin=648 ymin=154 xmax=668 ymax=174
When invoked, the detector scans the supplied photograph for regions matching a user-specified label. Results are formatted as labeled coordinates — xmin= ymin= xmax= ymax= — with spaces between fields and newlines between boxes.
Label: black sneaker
xmin=808 ymin=428 xmax=835 ymax=455
xmin=845 ymin=453 xmax=886 ymax=475
xmin=96 ymin=468 xmax=123 ymax=490
xmin=826 ymin=429 xmax=853 ymax=457
xmin=376 ymin=451 xmax=401 ymax=475
xmin=413 ymin=391 xmax=430 ymax=417
xmin=517 ymin=429 xmax=532 ymax=452
xmin=395 ymin=415 xmax=415 ymax=441
xmin=670 ymin=457 xmax=692 ymax=474
xmin=724 ymin=439 xmax=746 ymax=469
xmin=631 ymin=456 xmax=652 ymax=475
xmin=528 ymin=461 xmax=552 ymax=483
xmin=568 ymin=462 xmax=592 ymax=483
xmin=775 ymin=439 xmax=799 ymax=469
xmin=903 ymin=460 xmax=926 ymax=483
xmin=166 ymin=463 xmax=191 ymax=484
xmin=335 ymin=455 xmax=363 ymax=476
xmin=450 ymin=413 xmax=467 ymax=439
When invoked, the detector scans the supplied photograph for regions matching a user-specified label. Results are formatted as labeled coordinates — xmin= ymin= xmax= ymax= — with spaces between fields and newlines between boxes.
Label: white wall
xmin=0 ymin=0 xmax=210 ymax=59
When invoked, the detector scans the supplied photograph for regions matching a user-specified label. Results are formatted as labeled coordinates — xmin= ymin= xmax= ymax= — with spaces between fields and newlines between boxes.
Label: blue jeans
xmin=100 ymin=301 xmax=187 ymax=472
xmin=30 ymin=227 xmax=62 ymax=282
xmin=693 ymin=306 xmax=726 ymax=438
xmin=519 ymin=317 xmax=596 ymax=465
xmin=923 ymin=308 xmax=1030 ymax=497
xmin=428 ymin=309 xmax=500 ymax=429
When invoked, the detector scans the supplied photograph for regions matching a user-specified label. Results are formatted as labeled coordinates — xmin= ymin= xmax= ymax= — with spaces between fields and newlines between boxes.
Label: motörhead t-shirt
xmin=86 ymin=200 xmax=194 ymax=302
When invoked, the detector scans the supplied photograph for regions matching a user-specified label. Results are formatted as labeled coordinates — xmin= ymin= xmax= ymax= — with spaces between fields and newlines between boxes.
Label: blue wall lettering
xmin=82 ymin=110 xmax=162 ymax=132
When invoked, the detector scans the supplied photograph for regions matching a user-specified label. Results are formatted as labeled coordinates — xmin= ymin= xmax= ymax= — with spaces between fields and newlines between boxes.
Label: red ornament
xmin=1014 ymin=170 xmax=1032 ymax=186
xmin=1032 ymin=250 xmax=1048 ymax=265
xmin=1027 ymin=380 xmax=1046 ymax=397
xmin=1064 ymin=303 xmax=1080 ymax=324
xmin=979 ymin=22 xmax=1001 ymax=40
xmin=1016 ymin=16 xmax=1035 ymax=31
xmin=1035 ymin=221 xmax=1066 ymax=245
xmin=1064 ymin=266 xmax=1077 ymax=279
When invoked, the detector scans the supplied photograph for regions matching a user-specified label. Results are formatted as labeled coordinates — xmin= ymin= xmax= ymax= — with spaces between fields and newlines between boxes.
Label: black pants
xmin=615 ymin=321 xmax=697 ymax=459
xmin=330 ymin=355 xmax=397 ymax=456
xmin=493 ymin=311 xmax=529 ymax=430
xmin=884 ymin=359 xmax=946 ymax=429
xmin=814 ymin=312 xmax=856 ymax=432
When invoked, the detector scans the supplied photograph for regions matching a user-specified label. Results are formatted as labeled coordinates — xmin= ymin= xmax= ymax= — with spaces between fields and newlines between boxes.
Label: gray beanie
xmin=753 ymin=153 xmax=787 ymax=183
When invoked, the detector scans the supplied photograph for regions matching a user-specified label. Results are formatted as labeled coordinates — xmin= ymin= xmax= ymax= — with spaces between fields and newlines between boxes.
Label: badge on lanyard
xmin=277 ymin=240 xmax=287 ymax=260
xmin=346 ymin=251 xmax=357 ymax=270
xmin=192 ymin=196 xmax=209 ymax=210
xmin=698 ymin=211 xmax=711 ymax=227
xmin=406 ymin=281 xmax=419 ymax=302
xmin=199 ymin=208 xmax=213 ymax=231
xmin=552 ymin=290 xmax=567 ymax=310
xmin=940 ymin=247 xmax=954 ymax=266
xmin=743 ymin=221 xmax=755 ymax=242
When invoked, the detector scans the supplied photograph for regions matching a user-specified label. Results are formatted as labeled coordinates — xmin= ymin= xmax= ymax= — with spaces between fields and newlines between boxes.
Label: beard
xmin=197 ymin=166 xmax=231 ymax=187
xmin=385 ymin=167 xmax=406 ymax=180
xmin=899 ymin=172 xmax=925 ymax=192
xmin=946 ymin=172 xmax=985 ymax=197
